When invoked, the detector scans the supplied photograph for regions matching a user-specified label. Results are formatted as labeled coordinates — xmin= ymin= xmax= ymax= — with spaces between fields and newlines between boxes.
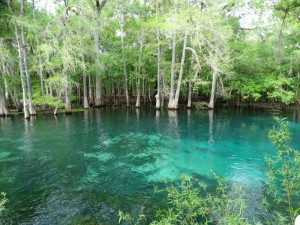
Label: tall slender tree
xmin=20 ymin=0 xmax=36 ymax=115
xmin=94 ymin=0 xmax=107 ymax=107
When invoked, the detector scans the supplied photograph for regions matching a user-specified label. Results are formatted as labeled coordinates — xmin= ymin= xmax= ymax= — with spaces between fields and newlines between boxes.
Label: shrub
xmin=193 ymin=102 xmax=209 ymax=110
xmin=266 ymin=117 xmax=300 ymax=224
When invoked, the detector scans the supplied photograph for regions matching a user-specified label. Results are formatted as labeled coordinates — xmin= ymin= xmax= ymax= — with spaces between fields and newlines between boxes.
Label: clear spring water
xmin=0 ymin=107 xmax=300 ymax=224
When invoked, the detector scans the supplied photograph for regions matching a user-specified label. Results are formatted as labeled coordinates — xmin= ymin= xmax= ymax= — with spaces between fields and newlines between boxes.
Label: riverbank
xmin=3 ymin=100 xmax=300 ymax=118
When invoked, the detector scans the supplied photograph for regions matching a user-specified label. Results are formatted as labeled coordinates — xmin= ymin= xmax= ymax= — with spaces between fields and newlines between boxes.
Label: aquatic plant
xmin=266 ymin=117 xmax=300 ymax=224
xmin=119 ymin=175 xmax=252 ymax=225
xmin=118 ymin=117 xmax=300 ymax=224
xmin=0 ymin=192 xmax=7 ymax=213
xmin=152 ymin=176 xmax=251 ymax=225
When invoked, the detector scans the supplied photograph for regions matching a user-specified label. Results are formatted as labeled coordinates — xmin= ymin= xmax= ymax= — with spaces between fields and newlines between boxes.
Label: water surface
xmin=0 ymin=107 xmax=300 ymax=224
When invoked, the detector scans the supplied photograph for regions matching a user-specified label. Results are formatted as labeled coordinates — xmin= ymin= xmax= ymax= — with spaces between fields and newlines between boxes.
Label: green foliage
xmin=193 ymin=102 xmax=208 ymax=110
xmin=1 ymin=0 xmax=300 ymax=111
xmin=119 ymin=176 xmax=251 ymax=225
xmin=266 ymin=117 xmax=300 ymax=223
xmin=229 ymin=38 xmax=298 ymax=104
xmin=118 ymin=210 xmax=132 ymax=224
xmin=118 ymin=206 xmax=146 ymax=225
xmin=151 ymin=176 xmax=251 ymax=225
xmin=33 ymin=95 xmax=64 ymax=108
xmin=264 ymin=76 xmax=295 ymax=105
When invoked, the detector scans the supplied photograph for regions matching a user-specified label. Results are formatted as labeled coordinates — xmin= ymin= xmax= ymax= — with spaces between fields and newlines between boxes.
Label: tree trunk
xmin=120 ymin=18 xmax=129 ymax=107
xmin=49 ymin=84 xmax=53 ymax=97
xmin=94 ymin=25 xmax=103 ymax=107
xmin=54 ymin=92 xmax=62 ymax=115
xmin=12 ymin=84 xmax=22 ymax=111
xmin=187 ymin=80 xmax=192 ymax=108
xmin=45 ymin=83 xmax=49 ymax=96
xmin=81 ymin=53 xmax=89 ymax=109
xmin=136 ymin=29 xmax=144 ymax=108
xmin=65 ymin=80 xmax=72 ymax=114
xmin=4 ymin=76 xmax=9 ymax=101
xmin=0 ymin=85 xmax=9 ymax=116
xmin=14 ymin=20 xmax=29 ymax=119
xmin=161 ymin=47 xmax=165 ymax=108
xmin=32 ymin=0 xmax=45 ymax=96
xmin=187 ymin=54 xmax=195 ymax=109
xmin=155 ymin=39 xmax=161 ymax=109
xmin=135 ymin=76 xmax=141 ymax=108
xmin=173 ymin=32 xmax=188 ymax=109
xmin=77 ymin=77 xmax=80 ymax=107
xmin=167 ymin=32 xmax=177 ymax=109
xmin=142 ymin=77 xmax=146 ymax=105
xmin=62 ymin=1 xmax=72 ymax=114
xmin=21 ymin=0 xmax=36 ymax=116
xmin=88 ymin=75 xmax=94 ymax=106
xmin=208 ymin=68 xmax=218 ymax=109
xmin=93 ymin=0 xmax=107 ymax=107
xmin=155 ymin=0 xmax=161 ymax=109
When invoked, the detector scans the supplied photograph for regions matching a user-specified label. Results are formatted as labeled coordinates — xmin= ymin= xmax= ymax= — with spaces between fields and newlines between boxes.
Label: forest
xmin=0 ymin=0 xmax=299 ymax=118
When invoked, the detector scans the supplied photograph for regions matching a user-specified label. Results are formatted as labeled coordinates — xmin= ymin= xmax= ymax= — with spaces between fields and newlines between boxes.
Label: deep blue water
xmin=0 ymin=107 xmax=300 ymax=224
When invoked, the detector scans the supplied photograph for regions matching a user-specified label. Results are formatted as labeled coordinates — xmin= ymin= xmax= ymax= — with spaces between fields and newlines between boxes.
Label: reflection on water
xmin=0 ymin=108 xmax=299 ymax=224
xmin=208 ymin=110 xmax=214 ymax=144
xmin=22 ymin=119 xmax=34 ymax=154
xmin=292 ymin=110 xmax=300 ymax=123
xmin=135 ymin=108 xmax=140 ymax=120
xmin=155 ymin=110 xmax=160 ymax=119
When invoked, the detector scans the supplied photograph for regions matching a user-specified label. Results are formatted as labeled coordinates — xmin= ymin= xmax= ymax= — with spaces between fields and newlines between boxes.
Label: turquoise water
xmin=0 ymin=108 xmax=300 ymax=224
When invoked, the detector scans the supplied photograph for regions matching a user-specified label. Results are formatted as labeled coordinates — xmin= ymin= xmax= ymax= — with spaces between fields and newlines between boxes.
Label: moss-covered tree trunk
xmin=21 ymin=0 xmax=36 ymax=116
xmin=94 ymin=23 xmax=103 ymax=107
xmin=88 ymin=76 xmax=94 ymax=106
xmin=155 ymin=32 xmax=161 ymax=109
xmin=0 ymin=85 xmax=9 ymax=117
xmin=14 ymin=20 xmax=29 ymax=119
xmin=65 ymin=79 xmax=72 ymax=114
xmin=155 ymin=0 xmax=161 ymax=110
xmin=81 ymin=53 xmax=89 ymax=109
xmin=135 ymin=29 xmax=144 ymax=108
xmin=94 ymin=0 xmax=107 ymax=107
xmin=187 ymin=56 xmax=194 ymax=109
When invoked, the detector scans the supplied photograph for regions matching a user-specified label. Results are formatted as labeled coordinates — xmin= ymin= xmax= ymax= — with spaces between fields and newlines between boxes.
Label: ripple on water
xmin=83 ymin=152 xmax=114 ymax=161
xmin=0 ymin=152 xmax=19 ymax=163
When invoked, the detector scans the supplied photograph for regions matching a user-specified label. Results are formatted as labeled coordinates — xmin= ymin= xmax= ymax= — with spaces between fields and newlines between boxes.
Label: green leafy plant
xmin=193 ymin=102 xmax=209 ymax=110
xmin=0 ymin=192 xmax=8 ymax=213
xmin=118 ymin=176 xmax=251 ymax=225
xmin=266 ymin=117 xmax=300 ymax=224
xmin=151 ymin=175 xmax=251 ymax=225
xmin=118 ymin=206 xmax=146 ymax=225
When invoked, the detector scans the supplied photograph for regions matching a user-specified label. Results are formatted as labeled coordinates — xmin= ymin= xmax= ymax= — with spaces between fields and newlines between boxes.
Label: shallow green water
xmin=0 ymin=108 xmax=300 ymax=224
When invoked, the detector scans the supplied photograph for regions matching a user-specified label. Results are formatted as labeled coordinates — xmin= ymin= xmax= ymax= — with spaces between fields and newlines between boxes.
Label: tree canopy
xmin=0 ymin=0 xmax=299 ymax=117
